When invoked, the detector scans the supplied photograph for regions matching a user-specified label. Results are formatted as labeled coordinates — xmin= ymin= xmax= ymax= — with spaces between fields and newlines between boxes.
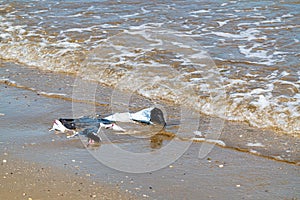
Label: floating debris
xmin=2 ymin=159 xmax=7 ymax=163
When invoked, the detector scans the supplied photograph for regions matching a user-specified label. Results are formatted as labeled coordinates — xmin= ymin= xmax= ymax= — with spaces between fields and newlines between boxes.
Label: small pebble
xmin=2 ymin=159 xmax=7 ymax=163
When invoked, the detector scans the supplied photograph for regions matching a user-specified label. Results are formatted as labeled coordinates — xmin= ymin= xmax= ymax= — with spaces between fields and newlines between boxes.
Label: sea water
xmin=0 ymin=0 xmax=299 ymax=135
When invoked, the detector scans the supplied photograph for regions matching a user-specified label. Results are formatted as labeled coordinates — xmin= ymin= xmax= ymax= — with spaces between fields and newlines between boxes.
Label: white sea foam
xmin=216 ymin=20 xmax=230 ymax=27
xmin=62 ymin=26 xmax=99 ymax=33
xmin=260 ymin=17 xmax=282 ymax=24
xmin=67 ymin=13 xmax=84 ymax=18
xmin=238 ymin=45 xmax=269 ymax=59
xmin=190 ymin=9 xmax=210 ymax=14
xmin=99 ymin=24 xmax=119 ymax=28
xmin=0 ymin=1 xmax=299 ymax=136
xmin=120 ymin=13 xmax=140 ymax=19
xmin=0 ymin=33 xmax=11 ymax=39
xmin=251 ymin=95 xmax=270 ymax=110
xmin=209 ymin=31 xmax=242 ymax=39
xmin=282 ymin=13 xmax=293 ymax=18
xmin=141 ymin=7 xmax=151 ymax=14
xmin=29 ymin=9 xmax=48 ymax=14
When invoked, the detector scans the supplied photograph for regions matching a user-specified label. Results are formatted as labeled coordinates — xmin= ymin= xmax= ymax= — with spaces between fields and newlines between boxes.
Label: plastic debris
xmin=49 ymin=107 xmax=166 ymax=146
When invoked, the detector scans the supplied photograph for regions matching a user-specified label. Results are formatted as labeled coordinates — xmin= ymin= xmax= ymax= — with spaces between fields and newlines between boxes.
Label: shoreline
xmin=0 ymin=60 xmax=299 ymax=165
xmin=0 ymin=156 xmax=135 ymax=200
xmin=0 ymin=61 xmax=299 ymax=199
xmin=1 ymin=59 xmax=299 ymax=137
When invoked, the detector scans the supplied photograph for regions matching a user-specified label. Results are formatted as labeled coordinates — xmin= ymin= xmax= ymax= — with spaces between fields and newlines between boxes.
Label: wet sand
xmin=0 ymin=61 xmax=299 ymax=199
xmin=1 ymin=61 xmax=299 ymax=164
xmin=0 ymin=156 xmax=135 ymax=200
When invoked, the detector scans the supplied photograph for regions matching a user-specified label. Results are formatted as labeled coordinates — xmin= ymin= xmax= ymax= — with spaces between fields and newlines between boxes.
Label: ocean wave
xmin=0 ymin=0 xmax=299 ymax=135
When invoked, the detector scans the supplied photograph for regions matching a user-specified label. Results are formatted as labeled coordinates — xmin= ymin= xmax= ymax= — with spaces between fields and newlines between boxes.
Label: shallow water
xmin=1 ymin=62 xmax=299 ymax=165
xmin=0 ymin=82 xmax=299 ymax=199
xmin=0 ymin=0 xmax=299 ymax=135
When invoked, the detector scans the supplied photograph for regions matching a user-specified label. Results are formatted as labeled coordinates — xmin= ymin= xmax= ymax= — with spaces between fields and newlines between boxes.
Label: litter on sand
xmin=49 ymin=107 xmax=166 ymax=146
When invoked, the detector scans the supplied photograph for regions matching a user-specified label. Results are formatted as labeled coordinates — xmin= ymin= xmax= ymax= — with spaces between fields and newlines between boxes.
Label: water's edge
xmin=1 ymin=61 xmax=299 ymax=165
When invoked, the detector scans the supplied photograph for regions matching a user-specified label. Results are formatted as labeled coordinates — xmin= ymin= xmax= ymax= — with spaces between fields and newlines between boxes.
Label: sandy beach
xmin=0 ymin=156 xmax=135 ymax=200
xmin=1 ymin=0 xmax=300 ymax=198
xmin=0 ymin=62 xmax=299 ymax=199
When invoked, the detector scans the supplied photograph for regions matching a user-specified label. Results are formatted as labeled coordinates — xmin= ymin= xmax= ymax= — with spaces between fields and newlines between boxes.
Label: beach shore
xmin=0 ymin=61 xmax=299 ymax=199
xmin=0 ymin=156 xmax=135 ymax=200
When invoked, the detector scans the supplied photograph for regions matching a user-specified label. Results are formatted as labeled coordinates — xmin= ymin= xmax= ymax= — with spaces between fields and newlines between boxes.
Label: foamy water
xmin=0 ymin=0 xmax=299 ymax=135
